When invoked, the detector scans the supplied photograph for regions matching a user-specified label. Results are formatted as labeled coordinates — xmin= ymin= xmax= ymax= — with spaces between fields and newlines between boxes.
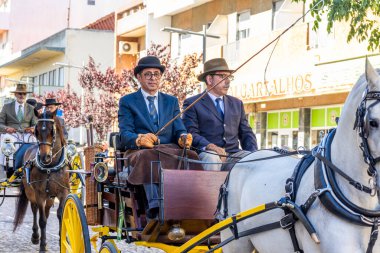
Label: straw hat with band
xmin=134 ymin=56 xmax=165 ymax=77
xmin=197 ymin=58 xmax=234 ymax=82
xmin=10 ymin=83 xmax=32 ymax=94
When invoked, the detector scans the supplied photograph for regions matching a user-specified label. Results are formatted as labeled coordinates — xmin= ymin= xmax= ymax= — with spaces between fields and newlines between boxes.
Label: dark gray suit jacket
xmin=0 ymin=101 xmax=37 ymax=131
xmin=182 ymin=93 xmax=257 ymax=153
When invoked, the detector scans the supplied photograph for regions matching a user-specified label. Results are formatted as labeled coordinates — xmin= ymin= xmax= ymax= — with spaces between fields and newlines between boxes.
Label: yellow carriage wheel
xmin=70 ymin=154 xmax=83 ymax=200
xmin=99 ymin=242 xmax=119 ymax=253
xmin=60 ymin=194 xmax=91 ymax=253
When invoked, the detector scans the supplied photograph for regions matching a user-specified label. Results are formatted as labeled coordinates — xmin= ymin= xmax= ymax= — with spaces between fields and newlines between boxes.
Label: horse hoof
xmin=31 ymin=236 xmax=40 ymax=245
xmin=39 ymin=246 xmax=47 ymax=252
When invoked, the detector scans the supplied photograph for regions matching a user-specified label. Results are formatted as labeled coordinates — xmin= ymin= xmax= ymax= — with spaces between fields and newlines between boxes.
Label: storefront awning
xmin=0 ymin=46 xmax=65 ymax=75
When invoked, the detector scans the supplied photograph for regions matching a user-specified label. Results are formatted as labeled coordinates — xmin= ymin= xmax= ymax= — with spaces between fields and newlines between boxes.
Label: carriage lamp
xmin=1 ymin=138 xmax=16 ymax=157
xmin=66 ymin=143 xmax=77 ymax=159
xmin=168 ymin=224 xmax=186 ymax=241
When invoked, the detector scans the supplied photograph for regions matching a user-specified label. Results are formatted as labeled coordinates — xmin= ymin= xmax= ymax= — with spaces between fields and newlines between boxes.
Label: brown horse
xmin=13 ymin=109 xmax=69 ymax=252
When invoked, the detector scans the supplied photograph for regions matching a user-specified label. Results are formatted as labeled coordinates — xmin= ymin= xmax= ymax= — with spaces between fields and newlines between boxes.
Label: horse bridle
xmin=354 ymin=90 xmax=380 ymax=180
xmin=36 ymin=118 xmax=57 ymax=148
xmin=35 ymin=118 xmax=57 ymax=166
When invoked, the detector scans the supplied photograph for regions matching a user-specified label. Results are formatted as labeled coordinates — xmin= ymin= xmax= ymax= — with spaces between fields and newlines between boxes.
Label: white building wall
xmin=146 ymin=14 xmax=171 ymax=49
xmin=7 ymin=0 xmax=126 ymax=53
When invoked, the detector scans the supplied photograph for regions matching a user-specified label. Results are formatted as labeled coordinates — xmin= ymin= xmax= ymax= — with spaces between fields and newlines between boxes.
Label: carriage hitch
xmin=277 ymin=197 xmax=320 ymax=244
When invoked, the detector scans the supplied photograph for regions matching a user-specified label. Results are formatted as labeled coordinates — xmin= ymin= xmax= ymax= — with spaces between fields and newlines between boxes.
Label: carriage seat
xmin=109 ymin=132 xmax=125 ymax=152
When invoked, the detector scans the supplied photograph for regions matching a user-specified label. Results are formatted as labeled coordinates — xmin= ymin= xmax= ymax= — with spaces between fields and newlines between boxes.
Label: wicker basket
xmin=84 ymin=145 xmax=102 ymax=225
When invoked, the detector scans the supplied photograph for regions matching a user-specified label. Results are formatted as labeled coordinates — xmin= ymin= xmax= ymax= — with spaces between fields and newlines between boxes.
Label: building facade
xmin=0 ymin=0 xmax=127 ymax=143
xmin=139 ymin=0 xmax=379 ymax=150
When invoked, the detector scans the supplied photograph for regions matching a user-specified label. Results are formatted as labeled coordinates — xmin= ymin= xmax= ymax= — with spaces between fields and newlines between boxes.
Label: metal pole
xmin=202 ymin=24 xmax=207 ymax=63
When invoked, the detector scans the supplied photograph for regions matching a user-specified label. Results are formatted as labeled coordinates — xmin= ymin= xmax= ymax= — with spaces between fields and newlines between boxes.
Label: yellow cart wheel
xmin=99 ymin=242 xmax=118 ymax=253
xmin=69 ymin=153 xmax=84 ymax=202
xmin=60 ymin=194 xmax=91 ymax=253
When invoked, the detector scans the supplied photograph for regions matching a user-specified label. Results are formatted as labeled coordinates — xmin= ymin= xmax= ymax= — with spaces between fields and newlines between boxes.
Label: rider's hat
xmin=134 ymin=56 xmax=165 ymax=77
xmin=10 ymin=83 xmax=32 ymax=94
xmin=44 ymin=98 xmax=62 ymax=106
xmin=197 ymin=58 xmax=234 ymax=82
xmin=26 ymin=98 xmax=37 ymax=107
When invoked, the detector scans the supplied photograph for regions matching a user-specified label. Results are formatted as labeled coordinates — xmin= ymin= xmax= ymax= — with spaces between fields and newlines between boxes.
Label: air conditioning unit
xmin=119 ymin=41 xmax=138 ymax=55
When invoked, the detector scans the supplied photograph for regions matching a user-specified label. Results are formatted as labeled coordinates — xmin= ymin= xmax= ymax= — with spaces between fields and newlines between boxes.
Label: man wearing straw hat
xmin=0 ymin=83 xmax=37 ymax=175
xmin=183 ymin=58 xmax=257 ymax=171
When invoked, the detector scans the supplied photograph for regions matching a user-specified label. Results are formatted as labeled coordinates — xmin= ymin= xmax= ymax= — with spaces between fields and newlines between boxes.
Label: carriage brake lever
xmin=278 ymin=198 xmax=320 ymax=244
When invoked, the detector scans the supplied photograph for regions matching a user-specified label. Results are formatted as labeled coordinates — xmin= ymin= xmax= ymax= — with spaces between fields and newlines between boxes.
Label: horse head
xmin=332 ymin=59 xmax=380 ymax=207
xmin=34 ymin=111 xmax=59 ymax=165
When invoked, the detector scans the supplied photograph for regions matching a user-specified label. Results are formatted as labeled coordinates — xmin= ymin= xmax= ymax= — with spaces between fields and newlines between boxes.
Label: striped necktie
xmin=147 ymin=96 xmax=158 ymax=130
xmin=17 ymin=104 xmax=24 ymax=122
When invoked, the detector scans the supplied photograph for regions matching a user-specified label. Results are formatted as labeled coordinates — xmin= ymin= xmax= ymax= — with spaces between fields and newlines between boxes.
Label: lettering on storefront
xmin=230 ymin=73 xmax=313 ymax=101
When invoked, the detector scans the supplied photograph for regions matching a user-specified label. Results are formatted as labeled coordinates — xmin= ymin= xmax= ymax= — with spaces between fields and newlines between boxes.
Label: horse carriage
xmin=0 ymin=111 xmax=85 ymax=252
xmin=60 ymin=133 xmax=231 ymax=253
xmin=5 ymin=59 xmax=380 ymax=253
xmin=58 ymin=59 xmax=380 ymax=253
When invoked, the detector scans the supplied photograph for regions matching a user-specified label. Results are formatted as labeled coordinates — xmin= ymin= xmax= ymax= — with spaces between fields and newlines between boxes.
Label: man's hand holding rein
xmin=178 ymin=133 xmax=193 ymax=149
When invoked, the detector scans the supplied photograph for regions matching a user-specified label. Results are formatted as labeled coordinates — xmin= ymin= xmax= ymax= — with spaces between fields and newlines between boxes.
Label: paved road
xmin=0 ymin=188 xmax=163 ymax=253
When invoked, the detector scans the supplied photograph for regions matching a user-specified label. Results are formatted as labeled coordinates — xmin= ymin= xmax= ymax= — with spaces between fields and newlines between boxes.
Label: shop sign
xmin=230 ymin=73 xmax=313 ymax=102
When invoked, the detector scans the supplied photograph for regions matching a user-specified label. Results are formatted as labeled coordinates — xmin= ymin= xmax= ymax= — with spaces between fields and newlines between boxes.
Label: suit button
xmin=223 ymin=137 xmax=226 ymax=140
xmin=224 ymin=124 xmax=226 ymax=127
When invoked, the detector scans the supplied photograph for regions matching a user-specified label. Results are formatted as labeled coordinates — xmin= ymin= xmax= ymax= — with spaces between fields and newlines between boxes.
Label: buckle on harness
xmin=280 ymin=213 xmax=295 ymax=229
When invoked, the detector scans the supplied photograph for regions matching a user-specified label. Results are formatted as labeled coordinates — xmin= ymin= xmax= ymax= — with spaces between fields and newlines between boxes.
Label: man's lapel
xmin=9 ymin=101 xmax=18 ymax=121
xmin=158 ymin=92 xmax=166 ymax=130
xmin=223 ymin=95 xmax=232 ymax=122
xmin=135 ymin=89 xmax=156 ymax=132
xmin=201 ymin=93 xmax=223 ymax=122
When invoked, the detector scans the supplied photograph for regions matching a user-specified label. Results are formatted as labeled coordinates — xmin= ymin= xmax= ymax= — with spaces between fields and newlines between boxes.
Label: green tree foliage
xmin=294 ymin=0 xmax=380 ymax=51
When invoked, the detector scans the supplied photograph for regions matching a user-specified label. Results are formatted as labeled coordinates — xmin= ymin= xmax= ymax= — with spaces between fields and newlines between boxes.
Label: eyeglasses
xmin=15 ymin=93 xmax=27 ymax=96
xmin=143 ymin=72 xmax=162 ymax=79
xmin=211 ymin=74 xmax=234 ymax=81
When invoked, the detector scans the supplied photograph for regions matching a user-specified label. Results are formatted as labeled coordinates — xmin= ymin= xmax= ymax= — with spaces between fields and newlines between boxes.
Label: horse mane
xmin=54 ymin=116 xmax=66 ymax=146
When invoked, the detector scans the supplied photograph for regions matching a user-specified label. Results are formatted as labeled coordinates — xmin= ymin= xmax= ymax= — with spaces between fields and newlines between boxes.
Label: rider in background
xmin=0 ymin=83 xmax=37 ymax=174
xmin=44 ymin=98 xmax=69 ymax=141
xmin=182 ymin=58 xmax=258 ymax=171
xmin=118 ymin=56 xmax=193 ymax=219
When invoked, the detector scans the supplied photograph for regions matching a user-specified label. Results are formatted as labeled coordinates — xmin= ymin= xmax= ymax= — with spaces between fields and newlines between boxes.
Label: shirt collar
xmin=141 ymin=88 xmax=158 ymax=100
xmin=15 ymin=101 xmax=24 ymax=108
xmin=207 ymin=92 xmax=223 ymax=102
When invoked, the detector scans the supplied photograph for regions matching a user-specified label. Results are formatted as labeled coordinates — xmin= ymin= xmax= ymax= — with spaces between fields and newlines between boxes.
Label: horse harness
xmin=24 ymin=118 xmax=70 ymax=193
xmin=216 ymin=130 xmax=380 ymax=252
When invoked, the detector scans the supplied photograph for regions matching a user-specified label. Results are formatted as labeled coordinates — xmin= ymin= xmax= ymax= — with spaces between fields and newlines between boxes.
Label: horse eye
xmin=369 ymin=120 xmax=379 ymax=128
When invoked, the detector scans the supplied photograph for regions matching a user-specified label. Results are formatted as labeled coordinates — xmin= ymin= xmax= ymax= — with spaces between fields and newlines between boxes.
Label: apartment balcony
xmin=116 ymin=7 xmax=147 ymax=37
xmin=0 ymin=11 xmax=9 ymax=30
xmin=145 ymin=0 xmax=212 ymax=18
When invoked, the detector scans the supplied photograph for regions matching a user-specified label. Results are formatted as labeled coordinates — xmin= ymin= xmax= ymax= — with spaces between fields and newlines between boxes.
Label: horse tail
xmin=13 ymin=184 xmax=29 ymax=232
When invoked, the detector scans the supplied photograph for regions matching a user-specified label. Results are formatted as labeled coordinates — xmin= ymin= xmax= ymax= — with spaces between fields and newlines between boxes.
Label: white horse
xmin=221 ymin=59 xmax=380 ymax=253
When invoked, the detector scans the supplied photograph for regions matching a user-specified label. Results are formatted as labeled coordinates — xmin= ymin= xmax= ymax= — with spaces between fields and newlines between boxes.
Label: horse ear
xmin=365 ymin=58 xmax=380 ymax=91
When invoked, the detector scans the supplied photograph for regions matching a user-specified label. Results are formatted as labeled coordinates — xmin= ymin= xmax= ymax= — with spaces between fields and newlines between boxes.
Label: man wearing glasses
xmin=118 ymin=55 xmax=192 ymax=218
xmin=182 ymin=58 xmax=257 ymax=171
xmin=0 ymin=83 xmax=37 ymax=176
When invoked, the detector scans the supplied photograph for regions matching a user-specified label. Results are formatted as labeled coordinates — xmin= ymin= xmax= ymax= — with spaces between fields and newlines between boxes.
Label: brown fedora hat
xmin=197 ymin=58 xmax=234 ymax=82
xmin=10 ymin=83 xmax=32 ymax=94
